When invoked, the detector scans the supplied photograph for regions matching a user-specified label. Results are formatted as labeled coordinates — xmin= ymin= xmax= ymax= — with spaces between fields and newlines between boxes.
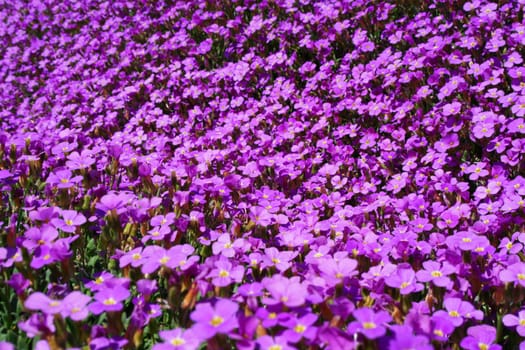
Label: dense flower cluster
xmin=0 ymin=0 xmax=525 ymax=349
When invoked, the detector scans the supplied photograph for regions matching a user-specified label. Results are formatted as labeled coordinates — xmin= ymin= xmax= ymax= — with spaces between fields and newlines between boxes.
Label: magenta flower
xmin=385 ymin=267 xmax=423 ymax=295
xmin=46 ymin=169 xmax=82 ymax=189
xmin=416 ymin=261 xmax=456 ymax=288
xmin=317 ymin=256 xmax=358 ymax=286
xmin=431 ymin=315 xmax=456 ymax=342
xmin=388 ymin=329 xmax=433 ymax=350
xmin=152 ymin=328 xmax=202 ymax=350
xmin=260 ymin=247 xmax=297 ymax=272
xmin=52 ymin=210 xmax=86 ymax=233
xmin=433 ymin=298 xmax=483 ymax=327
xmin=262 ymin=275 xmax=307 ymax=308
xmin=460 ymin=325 xmax=501 ymax=350
xmin=25 ymin=292 xmax=63 ymax=315
xmin=348 ymin=308 xmax=391 ymax=339
xmin=503 ymin=310 xmax=525 ymax=336
xmin=256 ymin=335 xmax=294 ymax=350
xmin=190 ymin=299 xmax=239 ymax=339
xmin=119 ymin=247 xmax=144 ymax=268
xmin=211 ymin=234 xmax=239 ymax=258
xmin=89 ymin=286 xmax=130 ymax=315
xmin=437 ymin=210 xmax=459 ymax=229
xmin=281 ymin=313 xmax=318 ymax=343
xmin=209 ymin=258 xmax=244 ymax=287
xmin=249 ymin=206 xmax=272 ymax=227
xmin=61 ymin=291 xmax=91 ymax=321
xmin=500 ymin=262 xmax=525 ymax=287
xmin=65 ymin=150 xmax=95 ymax=170
xmin=23 ymin=225 xmax=58 ymax=251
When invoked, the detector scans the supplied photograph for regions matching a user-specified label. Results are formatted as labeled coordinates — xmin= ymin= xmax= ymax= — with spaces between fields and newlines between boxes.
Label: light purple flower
xmin=190 ymin=299 xmax=239 ymax=339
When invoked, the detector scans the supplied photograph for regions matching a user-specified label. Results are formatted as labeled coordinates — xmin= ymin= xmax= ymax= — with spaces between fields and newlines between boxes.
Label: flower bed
xmin=0 ymin=0 xmax=524 ymax=349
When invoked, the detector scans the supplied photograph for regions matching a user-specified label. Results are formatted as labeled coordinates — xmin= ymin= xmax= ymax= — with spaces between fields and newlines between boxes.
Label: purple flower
xmin=61 ymin=291 xmax=91 ymax=321
xmin=431 ymin=315 xmax=456 ymax=342
xmin=256 ymin=336 xmax=294 ymax=350
xmin=416 ymin=261 xmax=456 ymax=288
xmin=500 ymin=262 xmax=525 ymax=287
xmin=385 ymin=267 xmax=423 ymax=295
xmin=503 ymin=310 xmax=525 ymax=336
xmin=152 ymin=328 xmax=202 ymax=350
xmin=250 ymin=206 xmax=272 ymax=227
xmin=282 ymin=313 xmax=318 ymax=343
xmin=0 ymin=341 xmax=14 ymax=350
xmin=437 ymin=210 xmax=459 ymax=229
xmin=46 ymin=169 xmax=82 ymax=189
xmin=89 ymin=286 xmax=130 ymax=315
xmin=190 ymin=299 xmax=239 ymax=339
xmin=262 ymin=275 xmax=307 ymax=308
xmin=23 ymin=225 xmax=58 ymax=251
xmin=317 ymin=256 xmax=358 ymax=286
xmin=260 ymin=247 xmax=297 ymax=272
xmin=25 ymin=292 xmax=63 ymax=315
xmin=212 ymin=234 xmax=239 ymax=258
xmin=209 ymin=258 xmax=245 ymax=287
xmin=52 ymin=210 xmax=86 ymax=233
xmin=348 ymin=308 xmax=391 ymax=339
xmin=433 ymin=298 xmax=483 ymax=327
xmin=460 ymin=325 xmax=501 ymax=350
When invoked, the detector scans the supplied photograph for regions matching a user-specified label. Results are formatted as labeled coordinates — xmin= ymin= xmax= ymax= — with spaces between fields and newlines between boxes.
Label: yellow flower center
xmin=294 ymin=324 xmax=306 ymax=333
xmin=160 ymin=256 xmax=170 ymax=265
xmin=269 ymin=346 xmax=282 ymax=350
xmin=210 ymin=315 xmax=224 ymax=327
xmin=132 ymin=253 xmax=141 ymax=260
xmin=434 ymin=329 xmax=444 ymax=337
xmin=431 ymin=271 xmax=442 ymax=277
xmin=49 ymin=301 xmax=60 ymax=307
xmin=363 ymin=322 xmax=376 ymax=329
xmin=449 ymin=310 xmax=460 ymax=317
xmin=170 ymin=338 xmax=186 ymax=346
xmin=400 ymin=282 xmax=410 ymax=289
xmin=103 ymin=298 xmax=117 ymax=306
xmin=518 ymin=273 xmax=525 ymax=280
xmin=478 ymin=343 xmax=488 ymax=350
xmin=219 ymin=269 xmax=229 ymax=277
xmin=65 ymin=219 xmax=74 ymax=226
